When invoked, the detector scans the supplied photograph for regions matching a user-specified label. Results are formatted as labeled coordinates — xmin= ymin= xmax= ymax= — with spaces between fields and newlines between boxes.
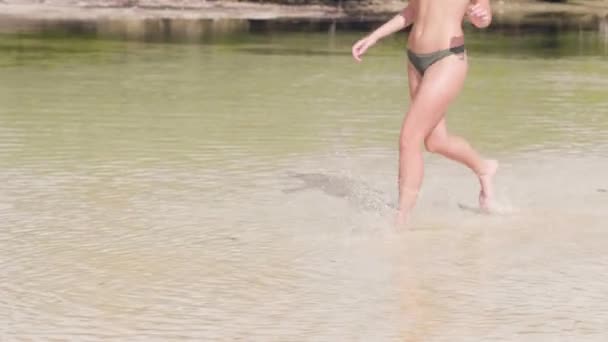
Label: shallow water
xmin=2 ymin=31 xmax=608 ymax=341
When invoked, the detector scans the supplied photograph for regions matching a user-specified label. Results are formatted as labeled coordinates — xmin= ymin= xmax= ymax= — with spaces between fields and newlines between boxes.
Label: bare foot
xmin=395 ymin=188 xmax=418 ymax=228
xmin=478 ymin=159 xmax=498 ymax=212
xmin=396 ymin=210 xmax=410 ymax=228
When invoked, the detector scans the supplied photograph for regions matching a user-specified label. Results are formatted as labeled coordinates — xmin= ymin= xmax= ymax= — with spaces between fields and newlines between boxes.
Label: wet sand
xmin=2 ymin=31 xmax=608 ymax=340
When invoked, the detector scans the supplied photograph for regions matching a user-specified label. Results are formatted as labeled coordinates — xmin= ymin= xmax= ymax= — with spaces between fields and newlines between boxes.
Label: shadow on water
xmin=234 ymin=46 xmax=350 ymax=56
xmin=0 ymin=42 xmax=85 ymax=54
xmin=283 ymin=172 xmax=397 ymax=211
xmin=0 ymin=17 xmax=250 ymax=42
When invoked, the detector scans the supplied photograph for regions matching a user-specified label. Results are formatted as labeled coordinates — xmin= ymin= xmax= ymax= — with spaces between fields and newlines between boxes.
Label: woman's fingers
xmin=466 ymin=3 xmax=490 ymax=27
xmin=467 ymin=4 xmax=479 ymax=15
xmin=351 ymin=43 xmax=359 ymax=61
xmin=467 ymin=3 xmax=490 ymax=24
xmin=352 ymin=39 xmax=369 ymax=62
xmin=470 ymin=4 xmax=488 ymax=18
xmin=352 ymin=36 xmax=377 ymax=62
xmin=352 ymin=40 xmax=363 ymax=61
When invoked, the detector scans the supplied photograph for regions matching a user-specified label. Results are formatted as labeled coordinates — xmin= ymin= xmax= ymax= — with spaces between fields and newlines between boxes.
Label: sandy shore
xmin=0 ymin=0 xmax=607 ymax=37
xmin=1 ymin=0 xmax=607 ymax=20
xmin=0 ymin=2 xmax=343 ymax=21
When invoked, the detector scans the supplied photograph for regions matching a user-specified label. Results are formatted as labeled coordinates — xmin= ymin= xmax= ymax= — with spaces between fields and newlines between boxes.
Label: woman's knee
xmin=424 ymin=134 xmax=445 ymax=153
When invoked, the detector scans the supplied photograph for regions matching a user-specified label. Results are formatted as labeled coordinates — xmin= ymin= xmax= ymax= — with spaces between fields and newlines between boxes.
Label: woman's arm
xmin=467 ymin=0 xmax=492 ymax=28
xmin=352 ymin=2 xmax=416 ymax=62
xmin=369 ymin=5 xmax=416 ymax=42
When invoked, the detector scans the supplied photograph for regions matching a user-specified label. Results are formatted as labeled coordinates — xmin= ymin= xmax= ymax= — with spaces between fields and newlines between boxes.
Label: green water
xmin=2 ymin=30 xmax=608 ymax=340
xmin=2 ymin=31 xmax=607 ymax=163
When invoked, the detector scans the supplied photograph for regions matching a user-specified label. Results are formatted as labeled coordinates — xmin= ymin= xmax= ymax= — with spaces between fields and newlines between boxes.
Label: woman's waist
xmin=407 ymin=29 xmax=465 ymax=53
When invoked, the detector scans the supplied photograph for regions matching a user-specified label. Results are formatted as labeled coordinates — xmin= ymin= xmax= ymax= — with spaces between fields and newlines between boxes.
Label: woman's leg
xmin=397 ymin=54 xmax=468 ymax=224
xmin=398 ymin=65 xmax=422 ymax=223
xmin=424 ymin=119 xmax=498 ymax=210
xmin=407 ymin=64 xmax=422 ymax=99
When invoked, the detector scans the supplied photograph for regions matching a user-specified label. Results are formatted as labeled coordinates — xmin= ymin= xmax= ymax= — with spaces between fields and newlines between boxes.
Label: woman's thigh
xmin=402 ymin=54 xmax=468 ymax=138
xmin=407 ymin=64 xmax=422 ymax=100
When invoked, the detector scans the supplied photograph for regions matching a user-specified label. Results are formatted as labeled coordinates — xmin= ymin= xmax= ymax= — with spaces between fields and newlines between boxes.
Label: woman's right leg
xmin=397 ymin=54 xmax=469 ymax=224
xmin=402 ymin=57 xmax=497 ymax=218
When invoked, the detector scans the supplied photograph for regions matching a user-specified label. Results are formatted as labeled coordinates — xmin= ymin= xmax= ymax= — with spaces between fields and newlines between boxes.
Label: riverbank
xmin=1 ymin=0 xmax=607 ymax=39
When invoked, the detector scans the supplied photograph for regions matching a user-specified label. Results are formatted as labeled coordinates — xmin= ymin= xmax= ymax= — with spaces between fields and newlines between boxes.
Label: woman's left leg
xmin=424 ymin=119 xmax=498 ymax=210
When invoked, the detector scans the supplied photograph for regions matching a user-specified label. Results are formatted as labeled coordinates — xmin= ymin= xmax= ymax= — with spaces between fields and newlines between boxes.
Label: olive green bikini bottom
xmin=407 ymin=45 xmax=466 ymax=76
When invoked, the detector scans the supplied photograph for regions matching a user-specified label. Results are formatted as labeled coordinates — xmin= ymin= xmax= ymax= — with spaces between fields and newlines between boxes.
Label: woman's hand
xmin=351 ymin=8 xmax=412 ymax=62
xmin=467 ymin=2 xmax=492 ymax=28
xmin=351 ymin=35 xmax=378 ymax=62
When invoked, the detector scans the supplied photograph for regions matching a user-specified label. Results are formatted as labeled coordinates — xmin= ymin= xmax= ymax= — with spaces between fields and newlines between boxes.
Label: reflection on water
xmin=2 ymin=31 xmax=608 ymax=340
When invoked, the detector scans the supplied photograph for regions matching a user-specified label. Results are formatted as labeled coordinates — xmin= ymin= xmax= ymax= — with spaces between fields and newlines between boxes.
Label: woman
xmin=352 ymin=0 xmax=498 ymax=226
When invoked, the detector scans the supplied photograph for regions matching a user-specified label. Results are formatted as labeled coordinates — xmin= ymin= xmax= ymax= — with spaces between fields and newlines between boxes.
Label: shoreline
xmin=1 ymin=1 xmax=607 ymax=39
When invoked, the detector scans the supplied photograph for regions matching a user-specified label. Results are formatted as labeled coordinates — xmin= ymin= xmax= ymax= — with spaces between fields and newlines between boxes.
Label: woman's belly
xmin=406 ymin=0 xmax=469 ymax=54
xmin=407 ymin=25 xmax=466 ymax=53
